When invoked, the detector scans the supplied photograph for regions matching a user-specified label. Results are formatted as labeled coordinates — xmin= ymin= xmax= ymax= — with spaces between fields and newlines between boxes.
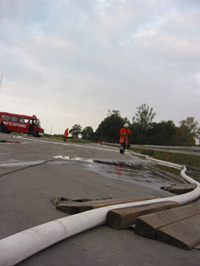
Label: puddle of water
xmin=85 ymin=158 xmax=179 ymax=191
xmin=52 ymin=156 xmax=179 ymax=191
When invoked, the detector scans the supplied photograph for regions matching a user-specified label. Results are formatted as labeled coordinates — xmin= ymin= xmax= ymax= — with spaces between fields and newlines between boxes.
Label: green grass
xmin=132 ymin=148 xmax=200 ymax=169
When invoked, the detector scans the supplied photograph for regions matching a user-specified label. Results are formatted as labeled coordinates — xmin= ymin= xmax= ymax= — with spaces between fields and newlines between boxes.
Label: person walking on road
xmin=119 ymin=123 xmax=131 ymax=154
xmin=0 ymin=117 xmax=4 ymax=132
xmin=64 ymin=128 xmax=69 ymax=142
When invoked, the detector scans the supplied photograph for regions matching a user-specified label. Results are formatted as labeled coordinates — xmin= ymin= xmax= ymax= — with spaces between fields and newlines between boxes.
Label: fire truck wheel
xmin=34 ymin=131 xmax=41 ymax=138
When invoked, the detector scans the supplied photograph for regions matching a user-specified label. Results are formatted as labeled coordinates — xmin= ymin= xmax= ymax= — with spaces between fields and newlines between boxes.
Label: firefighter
xmin=119 ymin=123 xmax=131 ymax=154
xmin=0 ymin=117 xmax=4 ymax=132
xmin=64 ymin=128 xmax=69 ymax=142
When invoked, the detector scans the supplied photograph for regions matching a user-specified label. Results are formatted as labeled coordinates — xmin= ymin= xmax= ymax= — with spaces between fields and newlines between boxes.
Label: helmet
xmin=124 ymin=123 xmax=129 ymax=128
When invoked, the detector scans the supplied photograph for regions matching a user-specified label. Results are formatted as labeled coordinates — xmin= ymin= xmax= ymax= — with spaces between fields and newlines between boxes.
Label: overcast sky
xmin=0 ymin=0 xmax=199 ymax=134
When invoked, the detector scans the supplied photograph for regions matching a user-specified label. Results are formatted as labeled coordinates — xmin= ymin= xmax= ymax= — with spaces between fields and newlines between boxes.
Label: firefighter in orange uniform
xmin=64 ymin=128 xmax=69 ymax=142
xmin=119 ymin=123 xmax=131 ymax=154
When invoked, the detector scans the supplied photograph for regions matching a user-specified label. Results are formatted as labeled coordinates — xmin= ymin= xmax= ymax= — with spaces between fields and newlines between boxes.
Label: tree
xmin=107 ymin=110 xmax=121 ymax=117
xmin=82 ymin=126 xmax=94 ymax=140
xmin=96 ymin=110 xmax=130 ymax=143
xmin=179 ymin=117 xmax=199 ymax=138
xmin=174 ymin=117 xmax=200 ymax=146
xmin=130 ymin=120 xmax=175 ymax=145
xmin=145 ymin=120 xmax=176 ymax=145
xmin=69 ymin=124 xmax=82 ymax=138
xmin=133 ymin=104 xmax=156 ymax=130
xmin=130 ymin=104 xmax=156 ymax=144
xmin=197 ymin=128 xmax=200 ymax=145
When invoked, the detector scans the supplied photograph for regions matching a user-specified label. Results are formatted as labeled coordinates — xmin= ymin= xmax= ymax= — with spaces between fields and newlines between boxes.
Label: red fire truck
xmin=0 ymin=112 xmax=44 ymax=137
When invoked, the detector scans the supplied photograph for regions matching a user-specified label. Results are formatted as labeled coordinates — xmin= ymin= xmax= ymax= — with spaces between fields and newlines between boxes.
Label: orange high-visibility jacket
xmin=119 ymin=127 xmax=131 ymax=145
xmin=64 ymin=128 xmax=69 ymax=137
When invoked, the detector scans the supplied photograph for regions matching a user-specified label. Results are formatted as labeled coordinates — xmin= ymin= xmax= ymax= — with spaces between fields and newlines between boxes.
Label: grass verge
xmin=132 ymin=148 xmax=200 ymax=170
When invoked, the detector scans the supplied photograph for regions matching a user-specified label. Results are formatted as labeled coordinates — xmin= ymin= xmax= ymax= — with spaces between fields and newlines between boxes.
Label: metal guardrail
xmin=131 ymin=145 xmax=200 ymax=156
xmin=102 ymin=143 xmax=200 ymax=156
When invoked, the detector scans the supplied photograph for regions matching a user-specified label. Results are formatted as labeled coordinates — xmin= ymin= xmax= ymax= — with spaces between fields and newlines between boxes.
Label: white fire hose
xmin=0 ymin=160 xmax=200 ymax=266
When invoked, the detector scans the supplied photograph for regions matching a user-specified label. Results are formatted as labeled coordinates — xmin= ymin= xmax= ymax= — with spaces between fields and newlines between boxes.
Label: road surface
xmin=0 ymin=133 xmax=200 ymax=266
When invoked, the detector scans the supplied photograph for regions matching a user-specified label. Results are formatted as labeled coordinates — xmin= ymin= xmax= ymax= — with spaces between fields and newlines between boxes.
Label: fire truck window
xmin=20 ymin=118 xmax=29 ymax=124
xmin=2 ymin=115 xmax=10 ymax=121
xmin=11 ymin=116 xmax=19 ymax=122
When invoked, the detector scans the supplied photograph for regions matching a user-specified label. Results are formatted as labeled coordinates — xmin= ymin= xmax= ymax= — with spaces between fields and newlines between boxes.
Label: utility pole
xmin=0 ymin=74 xmax=3 ymax=92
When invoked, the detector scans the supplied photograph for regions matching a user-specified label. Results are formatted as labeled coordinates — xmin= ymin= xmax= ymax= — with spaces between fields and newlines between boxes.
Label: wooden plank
xmin=106 ymin=201 xmax=179 ymax=229
xmin=51 ymin=197 xmax=99 ymax=206
xmin=56 ymin=203 xmax=92 ymax=214
xmin=135 ymin=205 xmax=200 ymax=239
xmin=157 ymin=214 xmax=200 ymax=250
xmin=194 ymin=244 xmax=200 ymax=250
xmin=161 ymin=184 xmax=196 ymax=194
xmin=55 ymin=197 xmax=156 ymax=214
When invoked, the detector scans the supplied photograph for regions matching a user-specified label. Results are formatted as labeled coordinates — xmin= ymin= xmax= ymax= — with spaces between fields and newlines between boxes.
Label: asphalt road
xmin=0 ymin=133 xmax=200 ymax=266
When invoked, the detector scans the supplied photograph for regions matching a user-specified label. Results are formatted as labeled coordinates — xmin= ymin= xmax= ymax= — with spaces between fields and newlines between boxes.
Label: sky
xmin=0 ymin=0 xmax=200 ymax=135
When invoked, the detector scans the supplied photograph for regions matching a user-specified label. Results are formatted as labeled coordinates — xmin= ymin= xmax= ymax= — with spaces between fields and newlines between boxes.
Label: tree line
xmin=57 ymin=104 xmax=200 ymax=146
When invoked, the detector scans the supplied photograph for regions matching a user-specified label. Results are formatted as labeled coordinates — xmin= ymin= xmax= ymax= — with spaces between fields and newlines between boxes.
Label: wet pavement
xmin=86 ymin=158 xmax=183 ymax=192
xmin=0 ymin=132 xmax=200 ymax=266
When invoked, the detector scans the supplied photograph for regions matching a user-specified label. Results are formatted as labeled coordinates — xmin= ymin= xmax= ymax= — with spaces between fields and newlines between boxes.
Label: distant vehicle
xmin=0 ymin=112 xmax=44 ymax=137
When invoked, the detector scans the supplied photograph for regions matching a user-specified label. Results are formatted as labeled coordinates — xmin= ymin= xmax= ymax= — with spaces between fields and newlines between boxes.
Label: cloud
xmin=0 ymin=0 xmax=200 ymax=134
